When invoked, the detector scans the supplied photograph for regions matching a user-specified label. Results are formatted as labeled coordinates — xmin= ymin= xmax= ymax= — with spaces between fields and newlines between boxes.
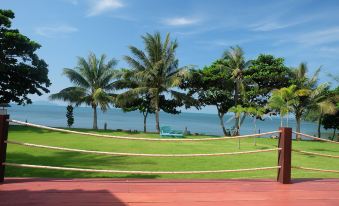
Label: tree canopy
xmin=0 ymin=9 xmax=50 ymax=104
xmin=244 ymin=54 xmax=291 ymax=106
xmin=180 ymin=59 xmax=234 ymax=135
xmin=50 ymin=53 xmax=118 ymax=129
xmin=123 ymin=32 xmax=189 ymax=132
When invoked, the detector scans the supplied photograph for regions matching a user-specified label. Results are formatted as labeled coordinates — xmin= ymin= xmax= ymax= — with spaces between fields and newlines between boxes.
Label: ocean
xmin=6 ymin=104 xmax=329 ymax=137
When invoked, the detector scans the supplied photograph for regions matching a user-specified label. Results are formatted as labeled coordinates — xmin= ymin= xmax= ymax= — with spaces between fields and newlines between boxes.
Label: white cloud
xmin=250 ymin=22 xmax=297 ymax=32
xmin=163 ymin=17 xmax=200 ymax=26
xmin=35 ymin=25 xmax=78 ymax=38
xmin=297 ymin=27 xmax=339 ymax=46
xmin=87 ymin=0 xmax=124 ymax=16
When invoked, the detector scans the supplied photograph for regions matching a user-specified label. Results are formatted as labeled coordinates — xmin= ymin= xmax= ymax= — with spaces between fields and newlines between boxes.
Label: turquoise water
xmin=7 ymin=104 xmax=327 ymax=136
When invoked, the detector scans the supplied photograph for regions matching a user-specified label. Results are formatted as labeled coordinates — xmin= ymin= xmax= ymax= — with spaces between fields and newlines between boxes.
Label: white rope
xmin=3 ymin=162 xmax=281 ymax=174
xmin=9 ymin=119 xmax=280 ymax=141
xmin=292 ymin=166 xmax=339 ymax=174
xmin=292 ymin=131 xmax=339 ymax=144
xmin=6 ymin=140 xmax=281 ymax=157
xmin=292 ymin=149 xmax=339 ymax=158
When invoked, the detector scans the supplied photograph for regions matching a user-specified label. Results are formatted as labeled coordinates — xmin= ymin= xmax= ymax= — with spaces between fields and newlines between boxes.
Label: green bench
xmin=160 ymin=126 xmax=184 ymax=138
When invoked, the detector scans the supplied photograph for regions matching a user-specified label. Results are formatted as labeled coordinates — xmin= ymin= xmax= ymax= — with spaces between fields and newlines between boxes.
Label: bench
xmin=160 ymin=126 xmax=184 ymax=138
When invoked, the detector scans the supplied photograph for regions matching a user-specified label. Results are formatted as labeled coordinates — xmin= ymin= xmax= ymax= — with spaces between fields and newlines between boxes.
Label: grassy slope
xmin=5 ymin=126 xmax=339 ymax=179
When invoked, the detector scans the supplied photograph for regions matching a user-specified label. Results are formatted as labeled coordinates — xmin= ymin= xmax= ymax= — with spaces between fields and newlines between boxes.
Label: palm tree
xmin=306 ymin=84 xmax=337 ymax=138
xmin=246 ymin=106 xmax=265 ymax=146
xmin=50 ymin=53 xmax=118 ymax=129
xmin=229 ymin=105 xmax=246 ymax=148
xmin=222 ymin=46 xmax=251 ymax=135
xmin=268 ymin=85 xmax=296 ymax=127
xmin=123 ymin=32 xmax=189 ymax=133
xmin=290 ymin=63 xmax=321 ymax=140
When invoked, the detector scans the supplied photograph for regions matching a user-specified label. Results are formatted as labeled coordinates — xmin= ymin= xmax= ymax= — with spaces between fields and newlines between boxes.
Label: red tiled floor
xmin=0 ymin=178 xmax=338 ymax=205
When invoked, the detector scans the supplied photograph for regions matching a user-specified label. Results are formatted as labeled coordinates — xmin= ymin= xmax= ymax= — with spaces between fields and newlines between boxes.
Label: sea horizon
xmin=6 ymin=103 xmax=330 ymax=137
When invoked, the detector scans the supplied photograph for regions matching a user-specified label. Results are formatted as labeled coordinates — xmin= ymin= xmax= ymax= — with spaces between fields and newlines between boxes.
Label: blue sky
xmin=2 ymin=0 xmax=339 ymax=113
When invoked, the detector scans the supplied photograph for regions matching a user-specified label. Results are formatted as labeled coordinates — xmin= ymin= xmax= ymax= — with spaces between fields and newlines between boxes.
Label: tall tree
xmin=123 ymin=32 xmax=189 ymax=132
xmin=50 ymin=53 xmax=118 ymax=129
xmin=115 ymin=69 xmax=183 ymax=133
xmin=222 ymin=46 xmax=250 ymax=135
xmin=289 ymin=63 xmax=321 ymax=140
xmin=180 ymin=60 xmax=234 ymax=136
xmin=0 ymin=9 xmax=50 ymax=104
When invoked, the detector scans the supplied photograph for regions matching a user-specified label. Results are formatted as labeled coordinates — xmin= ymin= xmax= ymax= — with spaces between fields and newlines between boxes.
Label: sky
xmin=1 ymin=0 xmax=339 ymax=113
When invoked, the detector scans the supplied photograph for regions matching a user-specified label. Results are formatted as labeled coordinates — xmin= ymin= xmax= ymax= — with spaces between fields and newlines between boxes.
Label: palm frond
xmin=49 ymin=87 xmax=88 ymax=104
xmin=63 ymin=68 xmax=90 ymax=89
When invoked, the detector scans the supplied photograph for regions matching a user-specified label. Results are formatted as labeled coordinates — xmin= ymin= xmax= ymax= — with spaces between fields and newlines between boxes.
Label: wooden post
xmin=0 ymin=115 xmax=9 ymax=183
xmin=277 ymin=127 xmax=292 ymax=184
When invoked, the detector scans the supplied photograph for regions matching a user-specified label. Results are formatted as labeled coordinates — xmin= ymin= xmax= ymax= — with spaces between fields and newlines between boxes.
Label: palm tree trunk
xmin=296 ymin=115 xmax=301 ymax=141
xmin=286 ymin=112 xmax=289 ymax=127
xmin=218 ymin=112 xmax=227 ymax=136
xmin=234 ymin=82 xmax=239 ymax=135
xmin=93 ymin=105 xmax=98 ymax=130
xmin=155 ymin=95 xmax=160 ymax=133
xmin=143 ymin=111 xmax=148 ymax=133
xmin=317 ymin=113 xmax=323 ymax=138
xmin=334 ymin=128 xmax=338 ymax=142
xmin=280 ymin=115 xmax=283 ymax=127
xmin=239 ymin=114 xmax=246 ymax=135
xmin=254 ymin=117 xmax=257 ymax=146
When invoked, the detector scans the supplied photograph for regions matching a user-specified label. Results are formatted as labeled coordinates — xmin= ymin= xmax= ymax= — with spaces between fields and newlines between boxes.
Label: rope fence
xmin=2 ymin=116 xmax=338 ymax=184
xmin=9 ymin=119 xmax=280 ymax=141
xmin=292 ymin=131 xmax=339 ymax=144
xmin=292 ymin=149 xmax=339 ymax=158
xmin=6 ymin=140 xmax=281 ymax=157
xmin=2 ymin=163 xmax=281 ymax=174
xmin=292 ymin=166 xmax=339 ymax=174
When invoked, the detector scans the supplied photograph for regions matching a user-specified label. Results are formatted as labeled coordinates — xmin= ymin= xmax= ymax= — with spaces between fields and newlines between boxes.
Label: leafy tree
xmin=322 ymin=112 xmax=339 ymax=141
xmin=321 ymin=78 xmax=339 ymax=141
xmin=66 ymin=105 xmax=74 ymax=128
xmin=180 ymin=60 xmax=234 ymax=136
xmin=244 ymin=54 xmax=291 ymax=106
xmin=0 ymin=9 xmax=50 ymax=104
xmin=123 ymin=32 xmax=189 ymax=132
xmin=50 ymin=53 xmax=118 ymax=129
xmin=116 ymin=91 xmax=154 ymax=133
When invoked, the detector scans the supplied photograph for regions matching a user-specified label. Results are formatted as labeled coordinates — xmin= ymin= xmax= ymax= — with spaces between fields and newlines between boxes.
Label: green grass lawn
xmin=4 ymin=125 xmax=339 ymax=179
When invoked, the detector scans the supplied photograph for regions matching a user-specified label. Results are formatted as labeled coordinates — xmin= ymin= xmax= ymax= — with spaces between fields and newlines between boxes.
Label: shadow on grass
xmin=5 ymin=152 xmax=159 ymax=179
xmin=313 ymin=148 xmax=339 ymax=153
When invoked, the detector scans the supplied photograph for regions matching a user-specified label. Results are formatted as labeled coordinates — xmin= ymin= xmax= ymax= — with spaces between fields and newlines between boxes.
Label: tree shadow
xmin=9 ymin=125 xmax=54 ymax=134
xmin=313 ymin=148 xmax=339 ymax=153
xmin=5 ymin=152 xmax=159 ymax=179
